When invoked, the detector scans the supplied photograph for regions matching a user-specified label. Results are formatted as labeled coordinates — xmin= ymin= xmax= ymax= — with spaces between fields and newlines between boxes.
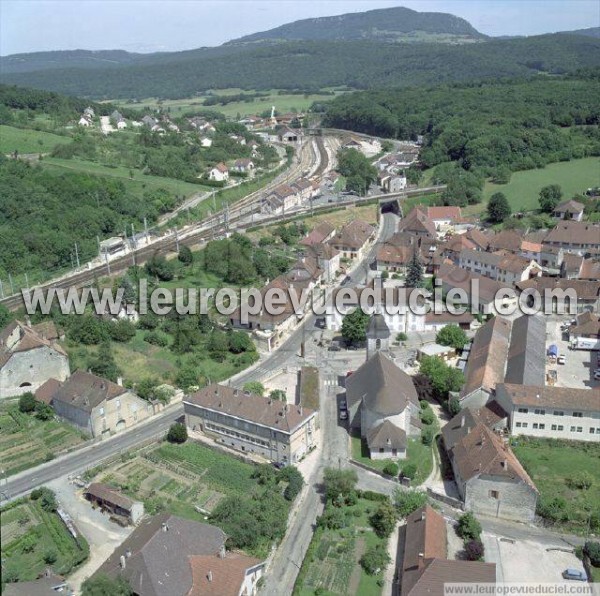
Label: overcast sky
xmin=1 ymin=0 xmax=598 ymax=56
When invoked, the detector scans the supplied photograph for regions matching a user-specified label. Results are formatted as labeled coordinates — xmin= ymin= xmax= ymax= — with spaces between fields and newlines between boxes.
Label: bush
xmin=448 ymin=396 xmax=461 ymax=416
xmin=422 ymin=427 xmax=435 ymax=446
xmin=144 ymin=330 xmax=169 ymax=347
xmin=317 ymin=507 xmax=347 ymax=530
xmin=31 ymin=486 xmax=57 ymax=512
xmin=178 ymin=245 xmax=193 ymax=265
xmin=323 ymin=468 xmax=358 ymax=502
xmin=281 ymin=466 xmax=304 ymax=501
xmin=456 ymin=512 xmax=482 ymax=541
xmin=464 ymin=539 xmax=485 ymax=561
xmin=360 ymin=543 xmax=391 ymax=575
xmin=383 ymin=462 xmax=399 ymax=477
xmin=420 ymin=409 xmax=435 ymax=426
xmin=401 ymin=463 xmax=417 ymax=480
xmin=370 ymin=500 xmax=397 ymax=538
xmin=82 ymin=574 xmax=133 ymax=596
xmin=18 ymin=392 xmax=37 ymax=413
xmin=44 ymin=549 xmax=58 ymax=564
xmin=567 ymin=471 xmax=593 ymax=490
xmin=35 ymin=401 xmax=55 ymax=421
xmin=584 ymin=541 xmax=600 ymax=567
xmin=108 ymin=319 xmax=137 ymax=342
xmin=396 ymin=332 xmax=408 ymax=342
xmin=393 ymin=489 xmax=427 ymax=517
xmin=243 ymin=381 xmax=265 ymax=396
xmin=360 ymin=490 xmax=390 ymax=502
xmin=166 ymin=422 xmax=188 ymax=444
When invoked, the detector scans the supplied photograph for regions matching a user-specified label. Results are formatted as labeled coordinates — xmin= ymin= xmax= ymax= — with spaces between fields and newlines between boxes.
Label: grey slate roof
xmin=346 ymin=352 xmax=418 ymax=416
xmin=366 ymin=314 xmax=391 ymax=340
xmin=366 ymin=419 xmax=406 ymax=451
xmin=94 ymin=513 xmax=226 ymax=596
xmin=505 ymin=314 xmax=546 ymax=386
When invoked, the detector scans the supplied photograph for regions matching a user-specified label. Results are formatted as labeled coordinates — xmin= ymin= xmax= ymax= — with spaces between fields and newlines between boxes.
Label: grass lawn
xmin=0 ymin=124 xmax=71 ymax=154
xmin=0 ymin=402 xmax=86 ymax=477
xmin=300 ymin=366 xmax=320 ymax=410
xmin=0 ymin=498 xmax=89 ymax=582
xmin=483 ymin=157 xmax=600 ymax=212
xmin=294 ymin=497 xmax=386 ymax=596
xmin=511 ymin=437 xmax=600 ymax=534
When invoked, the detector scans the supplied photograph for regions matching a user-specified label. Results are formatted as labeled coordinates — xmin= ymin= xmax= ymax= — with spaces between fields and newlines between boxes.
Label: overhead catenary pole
xmin=175 ymin=228 xmax=180 ymax=253
xmin=24 ymin=273 xmax=29 ymax=290
xmin=104 ymin=249 xmax=111 ymax=275
xmin=144 ymin=217 xmax=149 ymax=244
xmin=74 ymin=242 xmax=80 ymax=268
xmin=0 ymin=279 xmax=4 ymax=299
xmin=8 ymin=274 xmax=14 ymax=296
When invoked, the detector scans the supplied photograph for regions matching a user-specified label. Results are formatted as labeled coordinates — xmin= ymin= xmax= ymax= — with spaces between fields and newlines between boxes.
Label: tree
xmin=421 ymin=427 xmax=435 ymax=446
xmin=336 ymin=148 xmax=377 ymax=196
xmin=68 ymin=314 xmax=109 ymax=345
xmin=178 ymin=245 xmax=193 ymax=265
xmin=464 ymin=539 xmax=485 ymax=561
xmin=35 ymin=401 xmax=55 ymax=421
xmin=360 ymin=543 xmax=391 ymax=575
xmin=401 ymin=462 xmax=418 ymax=480
xmin=539 ymin=184 xmax=563 ymax=213
xmin=166 ymin=422 xmax=188 ymax=443
xmin=419 ymin=355 xmax=464 ymax=402
xmin=383 ymin=462 xmax=399 ymax=477
xmin=584 ymin=541 xmax=600 ymax=567
xmin=406 ymin=249 xmax=424 ymax=288
xmin=175 ymin=366 xmax=199 ymax=391
xmin=0 ymin=303 xmax=12 ymax=328
xmin=269 ymin=389 xmax=287 ymax=401
xmin=82 ymin=574 xmax=133 ymax=596
xmin=208 ymin=330 xmax=229 ymax=362
xmin=341 ymin=307 xmax=369 ymax=346
xmin=19 ymin=392 xmax=37 ymax=413
xmin=370 ymin=499 xmax=397 ymax=538
xmin=228 ymin=331 xmax=253 ymax=354
xmin=243 ymin=381 xmax=265 ymax=396
xmin=487 ymin=192 xmax=511 ymax=223
xmin=393 ymin=488 xmax=427 ymax=517
xmin=281 ymin=466 xmax=304 ymax=501
xmin=145 ymin=254 xmax=175 ymax=281
xmin=108 ymin=319 xmax=137 ymax=343
xmin=456 ymin=512 xmax=482 ymax=541
xmin=448 ymin=396 xmax=461 ymax=416
xmin=323 ymin=468 xmax=358 ymax=503
xmin=436 ymin=325 xmax=468 ymax=350
xmin=88 ymin=342 xmax=121 ymax=382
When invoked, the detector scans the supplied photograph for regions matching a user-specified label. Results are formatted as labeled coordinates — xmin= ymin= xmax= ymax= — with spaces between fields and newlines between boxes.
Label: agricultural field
xmin=483 ymin=157 xmax=600 ymax=212
xmin=294 ymin=497 xmax=385 ymax=596
xmin=512 ymin=437 xmax=600 ymax=534
xmin=0 ymin=402 xmax=86 ymax=477
xmin=351 ymin=434 xmax=433 ymax=486
xmin=0 ymin=124 xmax=72 ymax=154
xmin=0 ymin=497 xmax=89 ymax=582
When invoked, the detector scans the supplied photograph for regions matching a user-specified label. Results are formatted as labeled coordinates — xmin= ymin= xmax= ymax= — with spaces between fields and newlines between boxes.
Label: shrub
xmin=18 ymin=392 xmax=36 ymax=413
xmin=370 ymin=500 xmax=397 ymax=538
xmin=396 ymin=332 xmax=408 ymax=342
xmin=567 ymin=471 xmax=593 ymax=490
xmin=243 ymin=381 xmax=265 ymax=396
xmin=35 ymin=401 xmax=55 ymax=421
xmin=323 ymin=468 xmax=358 ymax=502
xmin=144 ymin=330 xmax=169 ymax=347
xmin=317 ymin=507 xmax=346 ymax=530
xmin=44 ymin=549 xmax=58 ymax=564
xmin=108 ymin=319 xmax=137 ymax=342
xmin=584 ymin=541 xmax=600 ymax=567
xmin=393 ymin=488 xmax=427 ymax=517
xmin=178 ymin=245 xmax=193 ymax=265
xmin=402 ymin=463 xmax=418 ymax=480
xmin=465 ymin=539 xmax=485 ymax=561
xmin=448 ymin=396 xmax=461 ymax=416
xmin=166 ymin=422 xmax=188 ymax=444
xmin=456 ymin=512 xmax=482 ymax=541
xmin=422 ymin=427 xmax=435 ymax=446
xmin=383 ymin=462 xmax=399 ymax=477
xmin=360 ymin=543 xmax=391 ymax=575
xmin=420 ymin=409 xmax=435 ymax=426
xmin=281 ymin=466 xmax=304 ymax=501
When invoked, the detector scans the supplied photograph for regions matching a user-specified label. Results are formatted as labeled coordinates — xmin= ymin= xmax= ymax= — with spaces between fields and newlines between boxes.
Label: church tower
xmin=366 ymin=313 xmax=390 ymax=361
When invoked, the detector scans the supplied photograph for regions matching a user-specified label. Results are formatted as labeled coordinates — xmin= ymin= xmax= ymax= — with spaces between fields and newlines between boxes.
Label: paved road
xmin=1 ymin=404 xmax=183 ymax=502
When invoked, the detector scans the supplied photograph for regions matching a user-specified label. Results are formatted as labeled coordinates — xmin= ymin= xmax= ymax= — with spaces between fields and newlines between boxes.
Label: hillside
xmin=226 ymin=6 xmax=486 ymax=45
xmin=562 ymin=27 xmax=600 ymax=39
xmin=1 ymin=34 xmax=599 ymax=100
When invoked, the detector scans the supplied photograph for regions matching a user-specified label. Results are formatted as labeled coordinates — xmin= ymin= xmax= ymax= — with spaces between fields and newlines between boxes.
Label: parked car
xmin=339 ymin=409 xmax=348 ymax=421
xmin=339 ymin=398 xmax=347 ymax=410
xmin=557 ymin=355 xmax=566 ymax=364
xmin=594 ymin=371 xmax=600 ymax=380
xmin=328 ymin=344 xmax=341 ymax=352
xmin=562 ymin=569 xmax=587 ymax=581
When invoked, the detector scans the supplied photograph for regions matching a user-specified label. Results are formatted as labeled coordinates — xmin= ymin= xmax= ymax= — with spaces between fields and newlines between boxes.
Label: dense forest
xmin=324 ymin=73 xmax=600 ymax=179
xmin=1 ymin=34 xmax=599 ymax=99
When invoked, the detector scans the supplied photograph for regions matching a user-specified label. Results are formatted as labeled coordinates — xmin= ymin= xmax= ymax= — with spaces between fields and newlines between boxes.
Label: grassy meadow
xmin=0 ymin=124 xmax=71 ymax=154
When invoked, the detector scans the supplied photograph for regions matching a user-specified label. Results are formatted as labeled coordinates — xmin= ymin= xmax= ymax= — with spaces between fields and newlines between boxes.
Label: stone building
xmin=0 ymin=320 xmax=70 ymax=398
xmin=184 ymin=383 xmax=318 ymax=465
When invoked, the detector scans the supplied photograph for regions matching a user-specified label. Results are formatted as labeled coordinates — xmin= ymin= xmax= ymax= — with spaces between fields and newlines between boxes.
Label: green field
xmin=483 ymin=157 xmax=600 ymax=211
xmin=0 ymin=125 xmax=71 ymax=154
xmin=294 ymin=497 xmax=385 ymax=596
xmin=0 ymin=402 xmax=86 ymax=477
xmin=512 ymin=437 xmax=600 ymax=534
xmin=0 ymin=498 xmax=89 ymax=582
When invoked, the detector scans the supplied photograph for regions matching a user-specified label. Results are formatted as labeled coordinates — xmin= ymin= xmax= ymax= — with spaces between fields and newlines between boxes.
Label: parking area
xmin=483 ymin=534 xmax=586 ymax=583
xmin=546 ymin=320 xmax=600 ymax=389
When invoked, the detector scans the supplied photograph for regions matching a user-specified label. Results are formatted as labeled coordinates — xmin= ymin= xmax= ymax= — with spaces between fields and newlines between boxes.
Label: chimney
xmin=207 ymin=571 xmax=213 ymax=583
xmin=162 ymin=522 xmax=169 ymax=532
xmin=219 ymin=545 xmax=226 ymax=559
xmin=120 ymin=555 xmax=126 ymax=569
xmin=299 ymin=406 xmax=303 ymax=416
xmin=460 ymin=416 xmax=465 ymax=428
xmin=421 ymin=511 xmax=426 ymax=521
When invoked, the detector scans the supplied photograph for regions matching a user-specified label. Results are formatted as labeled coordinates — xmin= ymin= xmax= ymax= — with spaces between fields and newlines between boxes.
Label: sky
xmin=1 ymin=0 xmax=599 ymax=56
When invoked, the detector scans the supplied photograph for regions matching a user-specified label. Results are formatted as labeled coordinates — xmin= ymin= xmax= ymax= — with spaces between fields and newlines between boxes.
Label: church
xmin=345 ymin=315 xmax=421 ymax=459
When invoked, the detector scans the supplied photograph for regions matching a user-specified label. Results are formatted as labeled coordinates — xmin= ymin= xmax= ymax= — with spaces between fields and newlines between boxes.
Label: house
xmin=277 ymin=126 xmax=298 ymax=142
xmin=291 ymin=178 xmax=315 ymax=201
xmin=0 ymin=320 xmax=70 ymax=398
xmin=325 ymin=284 xmax=428 ymax=335
xmin=424 ymin=206 xmax=463 ymax=231
xmin=442 ymin=412 xmax=538 ymax=522
xmin=208 ymin=162 xmax=229 ymax=182
xmin=141 ymin=115 xmax=157 ymax=129
xmin=569 ymin=311 xmax=600 ymax=350
xmin=78 ymin=116 xmax=92 ymax=127
xmin=459 ymin=315 xmax=546 ymax=408
xmin=399 ymin=505 xmax=496 ymax=596
xmin=495 ymin=383 xmax=600 ymax=442
xmin=110 ymin=110 xmax=123 ymax=122
xmin=417 ymin=343 xmax=456 ymax=362
xmin=328 ymin=219 xmax=375 ymax=260
xmin=458 ymin=249 xmax=540 ymax=285
xmin=346 ymin=352 xmax=420 ymax=460
xmin=304 ymin=243 xmax=340 ymax=282
xmin=516 ymin=278 xmax=600 ymax=313
xmin=184 ymin=383 xmax=318 ymax=465
xmin=374 ymin=243 xmax=415 ymax=275
xmin=397 ymin=209 xmax=437 ymax=239
xmin=262 ymin=184 xmax=299 ymax=214
xmin=379 ymin=174 xmax=407 ymax=193
xmin=233 ymin=158 xmax=255 ymax=174
xmin=486 ymin=229 xmax=524 ymax=254
xmin=539 ymin=243 xmax=565 ymax=270
xmin=553 ymin=199 xmax=585 ymax=221
xmin=48 ymin=370 xmax=154 ymax=437
xmin=2 ymin=572 xmax=70 ymax=596
xmin=561 ymin=254 xmax=600 ymax=280
xmin=200 ymin=136 xmax=213 ymax=148
xmin=543 ymin=221 xmax=600 ymax=253
xmin=93 ymin=513 xmax=265 ymax=596
xmin=299 ymin=221 xmax=336 ymax=247
xmin=116 ymin=118 xmax=127 ymax=130
xmin=84 ymin=483 xmax=144 ymax=525
xmin=424 ymin=310 xmax=476 ymax=332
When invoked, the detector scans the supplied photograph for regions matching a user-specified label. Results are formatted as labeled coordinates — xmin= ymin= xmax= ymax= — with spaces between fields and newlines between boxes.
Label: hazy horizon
xmin=1 ymin=0 xmax=598 ymax=57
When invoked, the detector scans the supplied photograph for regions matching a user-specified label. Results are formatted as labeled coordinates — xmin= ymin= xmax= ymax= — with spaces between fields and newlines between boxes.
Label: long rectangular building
xmin=184 ymin=384 xmax=318 ymax=465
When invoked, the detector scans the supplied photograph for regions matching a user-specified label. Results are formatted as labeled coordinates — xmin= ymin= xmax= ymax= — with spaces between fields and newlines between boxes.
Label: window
xmin=590 ymin=428 xmax=597 ymax=434
xmin=558 ymin=425 xmax=564 ymax=431
xmin=577 ymin=427 xmax=583 ymax=433
xmin=570 ymin=426 xmax=576 ymax=432
xmin=573 ymin=412 xmax=583 ymax=418
xmin=379 ymin=448 xmax=384 ymax=453
xmin=553 ymin=411 xmax=564 ymax=416
xmin=551 ymin=424 xmax=557 ymax=431
xmin=534 ymin=409 xmax=545 ymax=415
xmin=516 ymin=422 xmax=522 ymax=428
xmin=518 ymin=408 xmax=528 ymax=414
xmin=521 ymin=422 xmax=528 ymax=428
xmin=538 ymin=424 xmax=545 ymax=430
xmin=489 ymin=490 xmax=499 ymax=499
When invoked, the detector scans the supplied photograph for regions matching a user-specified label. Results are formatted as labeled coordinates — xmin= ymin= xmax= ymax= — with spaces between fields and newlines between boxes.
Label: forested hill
xmin=1 ymin=34 xmax=599 ymax=100
xmin=226 ymin=6 xmax=485 ymax=45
